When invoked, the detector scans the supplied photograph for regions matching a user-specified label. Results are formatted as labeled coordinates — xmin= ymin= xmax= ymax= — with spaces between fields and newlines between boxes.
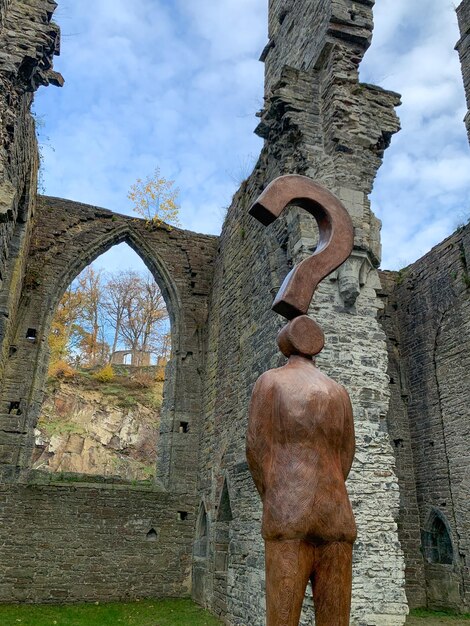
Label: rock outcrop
xmin=33 ymin=374 xmax=160 ymax=481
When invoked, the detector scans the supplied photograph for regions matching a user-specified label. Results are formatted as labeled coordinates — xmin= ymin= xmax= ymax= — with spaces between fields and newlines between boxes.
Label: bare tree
xmin=102 ymin=270 xmax=140 ymax=359
xmin=49 ymin=266 xmax=169 ymax=368
xmin=119 ymin=272 xmax=168 ymax=360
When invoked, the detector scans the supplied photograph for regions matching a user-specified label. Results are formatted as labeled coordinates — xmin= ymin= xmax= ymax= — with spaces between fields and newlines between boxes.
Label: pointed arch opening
xmin=422 ymin=509 xmax=454 ymax=565
xmin=194 ymin=502 xmax=209 ymax=558
xmin=32 ymin=241 xmax=174 ymax=482
xmin=214 ymin=478 xmax=233 ymax=575
xmin=217 ymin=479 xmax=233 ymax=523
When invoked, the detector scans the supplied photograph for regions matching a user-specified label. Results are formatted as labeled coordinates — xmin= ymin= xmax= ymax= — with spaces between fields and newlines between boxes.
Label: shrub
xmin=155 ymin=365 xmax=165 ymax=382
xmin=133 ymin=370 xmax=155 ymax=388
xmin=93 ymin=363 xmax=115 ymax=383
xmin=48 ymin=359 xmax=76 ymax=379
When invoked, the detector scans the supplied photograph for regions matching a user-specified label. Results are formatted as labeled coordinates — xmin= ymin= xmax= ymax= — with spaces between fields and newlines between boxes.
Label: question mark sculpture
xmin=246 ymin=175 xmax=357 ymax=626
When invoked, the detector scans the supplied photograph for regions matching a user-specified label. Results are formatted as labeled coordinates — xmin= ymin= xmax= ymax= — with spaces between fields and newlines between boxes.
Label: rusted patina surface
xmin=247 ymin=175 xmax=356 ymax=625
xmin=249 ymin=175 xmax=354 ymax=320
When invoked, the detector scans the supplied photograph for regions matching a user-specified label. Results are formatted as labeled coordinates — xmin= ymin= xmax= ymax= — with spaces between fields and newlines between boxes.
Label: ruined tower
xmin=196 ymin=1 xmax=408 ymax=624
xmin=457 ymin=0 xmax=470 ymax=141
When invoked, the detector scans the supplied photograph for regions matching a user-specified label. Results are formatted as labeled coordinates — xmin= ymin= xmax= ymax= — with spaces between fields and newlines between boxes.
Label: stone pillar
xmin=456 ymin=0 xmax=470 ymax=143
xmin=198 ymin=1 xmax=408 ymax=624
xmin=0 ymin=0 xmax=62 ymax=479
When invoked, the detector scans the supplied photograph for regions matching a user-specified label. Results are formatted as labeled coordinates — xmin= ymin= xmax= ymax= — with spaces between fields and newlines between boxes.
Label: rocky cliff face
xmin=33 ymin=373 xmax=161 ymax=481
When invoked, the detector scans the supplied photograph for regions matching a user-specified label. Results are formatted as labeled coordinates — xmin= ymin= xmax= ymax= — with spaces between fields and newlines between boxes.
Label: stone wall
xmin=0 ymin=0 xmax=221 ymax=609
xmin=0 ymin=481 xmax=195 ymax=602
xmin=379 ymin=271 xmax=426 ymax=608
xmin=196 ymin=1 xmax=408 ymax=625
xmin=457 ymin=0 xmax=470 ymax=141
xmin=0 ymin=0 xmax=62 ymax=387
xmin=380 ymin=225 xmax=470 ymax=612
xmin=0 ymin=195 xmax=218 ymax=493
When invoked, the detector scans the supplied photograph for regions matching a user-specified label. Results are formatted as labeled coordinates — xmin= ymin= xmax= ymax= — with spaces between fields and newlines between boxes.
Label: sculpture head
xmin=277 ymin=315 xmax=325 ymax=358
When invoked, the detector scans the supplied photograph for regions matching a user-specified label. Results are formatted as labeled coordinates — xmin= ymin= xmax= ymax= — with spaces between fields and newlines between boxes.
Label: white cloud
xmin=35 ymin=1 xmax=470 ymax=276
xmin=361 ymin=0 xmax=470 ymax=269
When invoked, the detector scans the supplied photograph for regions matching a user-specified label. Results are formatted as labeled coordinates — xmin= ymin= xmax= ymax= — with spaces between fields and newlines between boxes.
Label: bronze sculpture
xmin=246 ymin=175 xmax=356 ymax=626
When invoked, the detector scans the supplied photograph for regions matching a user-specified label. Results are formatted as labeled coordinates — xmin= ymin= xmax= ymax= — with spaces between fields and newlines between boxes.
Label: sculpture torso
xmin=247 ymin=355 xmax=356 ymax=545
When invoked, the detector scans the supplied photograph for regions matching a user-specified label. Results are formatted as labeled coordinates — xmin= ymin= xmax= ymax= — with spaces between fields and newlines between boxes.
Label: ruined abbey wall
xmin=0 ymin=482 xmax=195 ymax=603
xmin=0 ymin=0 xmax=218 ymax=604
xmin=0 ymin=0 xmax=469 ymax=622
xmin=0 ymin=194 xmax=217 ymax=489
xmin=380 ymin=223 xmax=470 ymax=613
xmin=377 ymin=2 xmax=470 ymax=611
xmin=0 ymin=0 xmax=61 ymax=391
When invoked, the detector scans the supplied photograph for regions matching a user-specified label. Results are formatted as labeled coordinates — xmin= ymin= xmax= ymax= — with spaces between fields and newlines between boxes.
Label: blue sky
xmin=35 ymin=0 xmax=470 ymax=272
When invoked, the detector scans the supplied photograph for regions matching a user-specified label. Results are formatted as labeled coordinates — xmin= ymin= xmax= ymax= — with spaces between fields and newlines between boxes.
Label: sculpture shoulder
xmin=251 ymin=369 xmax=279 ymax=396
xmin=336 ymin=381 xmax=353 ymax=406
xmin=307 ymin=366 xmax=351 ymax=397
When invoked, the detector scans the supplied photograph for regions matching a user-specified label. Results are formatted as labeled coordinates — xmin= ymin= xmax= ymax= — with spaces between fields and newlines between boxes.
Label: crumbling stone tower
xmin=457 ymin=0 xmax=470 ymax=142
xmin=195 ymin=2 xmax=408 ymax=624
xmin=0 ymin=0 xmax=61 ymax=410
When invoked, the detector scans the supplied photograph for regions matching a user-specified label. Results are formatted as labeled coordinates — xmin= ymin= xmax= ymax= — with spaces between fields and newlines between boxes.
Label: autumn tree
xmin=49 ymin=266 xmax=170 ymax=370
xmin=75 ymin=266 xmax=106 ymax=366
xmin=119 ymin=272 xmax=168 ymax=357
xmin=48 ymin=284 xmax=84 ymax=364
xmin=128 ymin=167 xmax=180 ymax=227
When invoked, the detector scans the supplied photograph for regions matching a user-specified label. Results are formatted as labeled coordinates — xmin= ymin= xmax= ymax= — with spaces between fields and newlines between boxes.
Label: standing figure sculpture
xmin=246 ymin=175 xmax=356 ymax=626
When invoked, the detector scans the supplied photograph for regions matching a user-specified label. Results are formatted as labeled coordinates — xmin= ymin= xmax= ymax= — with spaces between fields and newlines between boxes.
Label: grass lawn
xmin=2 ymin=601 xmax=469 ymax=626
xmin=407 ymin=608 xmax=470 ymax=626
xmin=0 ymin=598 xmax=223 ymax=626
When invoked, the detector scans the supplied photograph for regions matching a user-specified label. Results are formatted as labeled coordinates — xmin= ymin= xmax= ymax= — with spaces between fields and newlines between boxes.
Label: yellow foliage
xmin=155 ymin=365 xmax=165 ymax=382
xmin=93 ymin=363 xmax=115 ymax=383
xmin=49 ymin=359 xmax=77 ymax=379
xmin=127 ymin=167 xmax=180 ymax=227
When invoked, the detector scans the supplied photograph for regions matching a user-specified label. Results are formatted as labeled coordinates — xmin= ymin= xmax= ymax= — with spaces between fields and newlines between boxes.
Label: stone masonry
xmin=457 ymin=0 xmax=470 ymax=141
xmin=0 ymin=0 xmax=469 ymax=623
xmin=0 ymin=482 xmax=196 ymax=603
xmin=0 ymin=195 xmax=218 ymax=490
xmin=0 ymin=0 xmax=62 ymax=390
xmin=196 ymin=1 xmax=408 ymax=625
xmin=380 ymin=223 xmax=470 ymax=612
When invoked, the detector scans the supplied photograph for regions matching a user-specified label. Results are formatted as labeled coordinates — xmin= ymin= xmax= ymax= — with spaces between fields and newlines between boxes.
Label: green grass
xmin=0 ymin=598 xmax=223 ymax=626
xmin=47 ymin=369 xmax=164 ymax=409
xmin=41 ymin=420 xmax=87 ymax=438
xmin=410 ymin=608 xmax=470 ymax=620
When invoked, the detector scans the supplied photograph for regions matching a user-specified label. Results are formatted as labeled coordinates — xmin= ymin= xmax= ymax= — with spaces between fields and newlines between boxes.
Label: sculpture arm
xmin=340 ymin=387 xmax=355 ymax=480
xmin=246 ymin=374 xmax=273 ymax=498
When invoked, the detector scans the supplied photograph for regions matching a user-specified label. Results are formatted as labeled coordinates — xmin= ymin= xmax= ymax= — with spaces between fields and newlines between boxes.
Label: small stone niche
xmin=25 ymin=328 xmax=37 ymax=342
xmin=146 ymin=528 xmax=158 ymax=542
xmin=178 ymin=511 xmax=188 ymax=521
xmin=8 ymin=401 xmax=21 ymax=415
xmin=179 ymin=421 xmax=189 ymax=433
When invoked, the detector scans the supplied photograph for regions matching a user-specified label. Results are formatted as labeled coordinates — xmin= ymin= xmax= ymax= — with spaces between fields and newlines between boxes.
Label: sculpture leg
xmin=311 ymin=541 xmax=353 ymax=626
xmin=265 ymin=539 xmax=314 ymax=626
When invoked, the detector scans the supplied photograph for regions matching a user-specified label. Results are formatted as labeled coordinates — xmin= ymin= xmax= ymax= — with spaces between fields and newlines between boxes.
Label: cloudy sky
xmin=35 ymin=0 xmax=470 ymax=272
